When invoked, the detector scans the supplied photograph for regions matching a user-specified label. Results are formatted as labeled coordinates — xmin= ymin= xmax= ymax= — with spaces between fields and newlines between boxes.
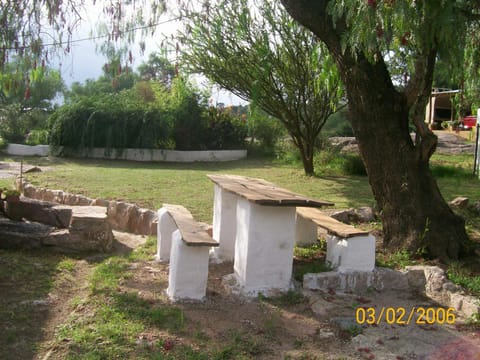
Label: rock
xmin=404 ymin=266 xmax=427 ymax=292
xmin=449 ymin=197 xmax=469 ymax=208
xmin=0 ymin=216 xmax=51 ymax=249
xmin=423 ymin=266 xmax=447 ymax=295
xmin=460 ymin=295 xmax=480 ymax=319
xmin=442 ymin=281 xmax=462 ymax=293
xmin=4 ymin=198 xmax=72 ymax=228
xmin=330 ymin=209 xmax=354 ymax=224
xmin=92 ymin=198 xmax=110 ymax=207
xmin=24 ymin=166 xmax=42 ymax=174
xmin=330 ymin=207 xmax=376 ymax=224
xmin=330 ymin=317 xmax=362 ymax=335
xmin=355 ymin=207 xmax=376 ymax=223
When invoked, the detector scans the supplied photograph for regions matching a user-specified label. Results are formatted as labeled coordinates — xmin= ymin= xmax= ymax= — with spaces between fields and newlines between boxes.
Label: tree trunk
xmin=339 ymin=61 xmax=468 ymax=260
xmin=348 ymin=86 xmax=468 ymax=260
xmin=296 ymin=136 xmax=315 ymax=176
xmin=281 ymin=0 xmax=469 ymax=260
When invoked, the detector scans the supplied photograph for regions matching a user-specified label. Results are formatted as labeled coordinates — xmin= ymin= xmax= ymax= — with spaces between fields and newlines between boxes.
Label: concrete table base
xmin=211 ymin=185 xmax=237 ymax=262
xmin=229 ymin=198 xmax=296 ymax=296
xmin=326 ymin=234 xmax=376 ymax=272
xmin=155 ymin=208 xmax=177 ymax=262
xmin=166 ymin=230 xmax=210 ymax=301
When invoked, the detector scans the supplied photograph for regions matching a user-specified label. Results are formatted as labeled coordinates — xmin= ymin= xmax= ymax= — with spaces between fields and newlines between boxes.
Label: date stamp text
xmin=355 ymin=307 xmax=456 ymax=325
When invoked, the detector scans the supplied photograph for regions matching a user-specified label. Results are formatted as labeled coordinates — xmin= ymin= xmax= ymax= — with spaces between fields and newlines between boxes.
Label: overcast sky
xmin=54 ymin=1 xmax=245 ymax=106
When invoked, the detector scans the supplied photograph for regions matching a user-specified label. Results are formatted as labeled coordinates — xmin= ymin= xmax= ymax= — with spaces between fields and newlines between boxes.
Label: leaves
xmin=178 ymin=0 xmax=344 ymax=174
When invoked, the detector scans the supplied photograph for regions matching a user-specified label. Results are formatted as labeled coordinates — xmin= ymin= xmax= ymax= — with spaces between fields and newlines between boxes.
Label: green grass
xmin=447 ymin=262 xmax=480 ymax=296
xmin=0 ymin=249 xmax=75 ymax=359
xmin=375 ymin=249 xmax=422 ymax=269
xmin=21 ymin=156 xmax=375 ymax=223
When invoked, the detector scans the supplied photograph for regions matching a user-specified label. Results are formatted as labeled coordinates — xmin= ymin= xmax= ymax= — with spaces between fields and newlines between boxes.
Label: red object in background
xmin=460 ymin=115 xmax=477 ymax=130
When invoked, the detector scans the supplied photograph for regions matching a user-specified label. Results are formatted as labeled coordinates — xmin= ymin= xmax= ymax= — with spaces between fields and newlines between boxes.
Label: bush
xmin=342 ymin=154 xmax=367 ymax=176
xmin=0 ymin=105 xmax=50 ymax=144
xmin=48 ymin=92 xmax=173 ymax=150
xmin=323 ymin=109 xmax=353 ymax=137
xmin=25 ymin=129 xmax=49 ymax=145
xmin=248 ymin=112 xmax=286 ymax=154
xmin=49 ymin=78 xmax=247 ymax=152
xmin=203 ymin=106 xmax=247 ymax=150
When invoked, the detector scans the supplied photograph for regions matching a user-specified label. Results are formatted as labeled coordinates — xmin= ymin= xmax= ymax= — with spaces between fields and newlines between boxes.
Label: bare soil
xmin=16 ymin=232 xmax=476 ymax=360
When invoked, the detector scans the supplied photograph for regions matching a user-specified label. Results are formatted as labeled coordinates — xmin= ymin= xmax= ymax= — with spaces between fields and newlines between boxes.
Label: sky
xmin=54 ymin=1 xmax=245 ymax=106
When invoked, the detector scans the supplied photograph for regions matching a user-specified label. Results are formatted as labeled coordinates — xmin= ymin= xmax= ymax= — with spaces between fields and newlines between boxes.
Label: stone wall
xmin=17 ymin=178 xmax=157 ymax=236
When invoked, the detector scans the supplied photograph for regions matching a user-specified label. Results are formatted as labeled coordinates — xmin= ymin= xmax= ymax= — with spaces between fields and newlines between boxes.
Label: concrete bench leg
xmin=212 ymin=185 xmax=237 ymax=262
xmin=233 ymin=198 xmax=296 ymax=295
xmin=295 ymin=213 xmax=318 ymax=246
xmin=167 ymin=230 xmax=210 ymax=301
xmin=326 ymin=234 xmax=376 ymax=272
xmin=155 ymin=208 xmax=177 ymax=262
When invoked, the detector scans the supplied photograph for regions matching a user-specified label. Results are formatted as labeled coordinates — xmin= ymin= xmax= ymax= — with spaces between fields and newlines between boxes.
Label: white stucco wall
xmin=4 ymin=144 xmax=50 ymax=157
xmin=4 ymin=144 xmax=247 ymax=162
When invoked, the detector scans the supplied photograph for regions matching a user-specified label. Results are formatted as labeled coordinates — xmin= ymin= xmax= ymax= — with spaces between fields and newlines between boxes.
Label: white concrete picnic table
xmin=207 ymin=174 xmax=333 ymax=296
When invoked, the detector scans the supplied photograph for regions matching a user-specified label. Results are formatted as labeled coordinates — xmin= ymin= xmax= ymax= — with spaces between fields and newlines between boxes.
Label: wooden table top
xmin=207 ymin=174 xmax=334 ymax=207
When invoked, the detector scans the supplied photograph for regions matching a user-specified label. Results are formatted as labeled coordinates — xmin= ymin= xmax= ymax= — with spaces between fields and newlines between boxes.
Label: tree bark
xmin=281 ymin=0 xmax=469 ymax=260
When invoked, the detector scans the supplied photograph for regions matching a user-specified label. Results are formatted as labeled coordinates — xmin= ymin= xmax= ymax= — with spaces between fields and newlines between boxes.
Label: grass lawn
xmin=3 ymin=152 xmax=478 ymax=223
xmin=14 ymin=156 xmax=376 ymax=223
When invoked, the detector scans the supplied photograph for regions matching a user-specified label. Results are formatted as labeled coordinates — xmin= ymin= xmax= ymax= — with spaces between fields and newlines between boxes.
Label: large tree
xmin=280 ymin=0 xmax=480 ymax=260
xmin=178 ymin=0 xmax=343 ymax=175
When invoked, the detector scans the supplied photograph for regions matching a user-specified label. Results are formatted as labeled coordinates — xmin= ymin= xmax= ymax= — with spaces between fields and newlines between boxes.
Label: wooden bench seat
xmin=162 ymin=204 xmax=218 ymax=247
xmin=296 ymin=207 xmax=369 ymax=238
xmin=156 ymin=204 xmax=218 ymax=302
xmin=295 ymin=207 xmax=375 ymax=272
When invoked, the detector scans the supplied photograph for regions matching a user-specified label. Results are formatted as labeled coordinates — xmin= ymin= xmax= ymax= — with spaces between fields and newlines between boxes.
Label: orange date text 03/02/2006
xmin=355 ymin=307 xmax=456 ymax=326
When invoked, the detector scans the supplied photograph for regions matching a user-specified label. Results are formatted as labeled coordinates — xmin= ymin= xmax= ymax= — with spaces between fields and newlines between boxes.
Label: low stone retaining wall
xmin=3 ymin=144 xmax=247 ymax=162
xmin=55 ymin=147 xmax=248 ymax=162
xmin=17 ymin=178 xmax=157 ymax=236
xmin=304 ymin=265 xmax=479 ymax=320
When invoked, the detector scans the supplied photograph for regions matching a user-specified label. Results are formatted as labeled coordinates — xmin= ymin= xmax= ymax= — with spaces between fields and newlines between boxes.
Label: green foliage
xmin=247 ymin=109 xmax=286 ymax=155
xmin=342 ymin=154 xmax=368 ymax=176
xmin=203 ymin=106 xmax=247 ymax=150
xmin=25 ymin=129 xmax=49 ymax=145
xmin=179 ymin=0 xmax=343 ymax=174
xmin=48 ymin=90 xmax=173 ymax=150
xmin=0 ymin=104 xmax=51 ymax=144
xmin=51 ymin=75 xmax=247 ymax=151
xmin=447 ymin=262 xmax=480 ymax=296
xmin=167 ymin=77 xmax=207 ymax=150
xmin=323 ymin=109 xmax=353 ymax=137
xmin=376 ymin=250 xmax=415 ymax=269
xmin=0 ymin=57 xmax=65 ymax=109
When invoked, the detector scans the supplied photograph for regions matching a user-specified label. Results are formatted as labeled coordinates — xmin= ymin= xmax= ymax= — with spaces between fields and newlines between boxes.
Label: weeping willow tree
xmin=178 ymin=0 xmax=343 ymax=175
xmin=280 ymin=0 xmax=480 ymax=259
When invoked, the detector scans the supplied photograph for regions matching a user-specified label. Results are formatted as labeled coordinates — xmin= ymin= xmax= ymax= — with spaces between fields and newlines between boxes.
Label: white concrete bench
xmin=296 ymin=207 xmax=375 ymax=272
xmin=156 ymin=204 xmax=218 ymax=301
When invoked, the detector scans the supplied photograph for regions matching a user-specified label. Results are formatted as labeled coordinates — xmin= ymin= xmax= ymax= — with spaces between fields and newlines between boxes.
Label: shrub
xmin=25 ymin=129 xmax=49 ymax=145
xmin=203 ymin=106 xmax=247 ymax=150
xmin=342 ymin=154 xmax=367 ymax=176
xmin=248 ymin=112 xmax=286 ymax=154
xmin=48 ymin=92 xmax=173 ymax=150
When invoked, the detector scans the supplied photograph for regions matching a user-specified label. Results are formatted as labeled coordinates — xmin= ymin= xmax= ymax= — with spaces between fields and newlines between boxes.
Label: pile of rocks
xmin=0 ymin=198 xmax=113 ymax=252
